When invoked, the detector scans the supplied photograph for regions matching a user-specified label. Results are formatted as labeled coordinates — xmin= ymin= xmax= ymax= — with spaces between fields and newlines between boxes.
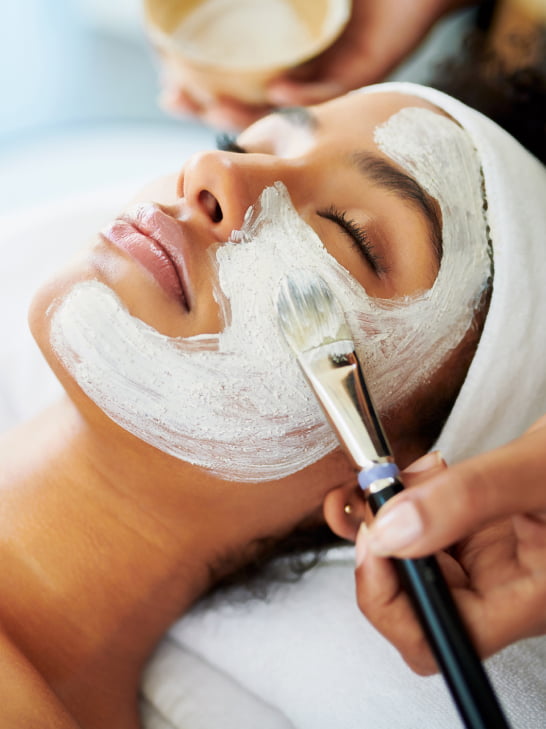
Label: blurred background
xmin=0 ymin=0 xmax=215 ymax=215
xmin=0 ymin=0 xmax=476 ymax=216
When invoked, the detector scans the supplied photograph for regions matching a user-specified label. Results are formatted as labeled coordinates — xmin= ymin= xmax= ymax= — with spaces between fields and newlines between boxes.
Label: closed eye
xmin=216 ymin=135 xmax=386 ymax=275
xmin=216 ymin=132 xmax=247 ymax=154
xmin=318 ymin=206 xmax=387 ymax=275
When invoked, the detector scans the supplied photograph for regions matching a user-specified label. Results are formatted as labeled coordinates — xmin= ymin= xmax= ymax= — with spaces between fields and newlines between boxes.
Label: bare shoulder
xmin=0 ymin=628 xmax=81 ymax=728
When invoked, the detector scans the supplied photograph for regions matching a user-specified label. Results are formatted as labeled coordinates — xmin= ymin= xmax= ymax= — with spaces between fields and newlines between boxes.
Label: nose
xmin=176 ymin=150 xmax=296 ymax=242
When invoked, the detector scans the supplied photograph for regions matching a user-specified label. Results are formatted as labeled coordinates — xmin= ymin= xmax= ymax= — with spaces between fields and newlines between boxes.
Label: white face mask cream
xmin=355 ymin=106 xmax=492 ymax=406
xmin=50 ymin=108 xmax=491 ymax=483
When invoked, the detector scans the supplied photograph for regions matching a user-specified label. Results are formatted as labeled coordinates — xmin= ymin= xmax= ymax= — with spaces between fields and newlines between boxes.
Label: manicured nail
xmin=368 ymin=501 xmax=423 ymax=556
xmin=403 ymin=450 xmax=444 ymax=474
xmin=355 ymin=522 xmax=368 ymax=568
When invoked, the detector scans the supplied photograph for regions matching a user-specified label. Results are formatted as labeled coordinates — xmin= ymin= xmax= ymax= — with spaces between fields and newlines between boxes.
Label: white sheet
xmin=161 ymin=549 xmax=546 ymax=729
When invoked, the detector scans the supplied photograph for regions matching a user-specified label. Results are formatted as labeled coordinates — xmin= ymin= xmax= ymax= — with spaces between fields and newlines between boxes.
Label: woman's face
xmin=42 ymin=92 xmax=441 ymax=341
xmin=31 ymin=91 xmax=485 ymax=504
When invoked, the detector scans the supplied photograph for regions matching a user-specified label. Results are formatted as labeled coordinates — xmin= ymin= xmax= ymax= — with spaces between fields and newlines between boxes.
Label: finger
xmin=159 ymin=87 xmax=204 ymax=118
xmin=202 ymin=98 xmax=273 ymax=131
xmin=266 ymin=77 xmax=345 ymax=106
xmin=453 ymin=574 xmax=546 ymax=659
xmin=367 ymin=428 xmax=546 ymax=559
xmin=354 ymin=525 xmax=438 ymax=675
xmin=266 ymin=0 xmax=446 ymax=107
xmin=265 ymin=28 xmax=384 ymax=106
xmin=158 ymin=83 xmax=271 ymax=129
xmin=265 ymin=46 xmax=386 ymax=106
xmin=401 ymin=450 xmax=447 ymax=487
xmin=526 ymin=412 xmax=546 ymax=434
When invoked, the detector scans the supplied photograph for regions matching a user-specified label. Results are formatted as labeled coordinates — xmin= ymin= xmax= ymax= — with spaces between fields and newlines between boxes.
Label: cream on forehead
xmin=354 ymin=106 xmax=492 ymax=405
xmin=50 ymin=109 xmax=490 ymax=482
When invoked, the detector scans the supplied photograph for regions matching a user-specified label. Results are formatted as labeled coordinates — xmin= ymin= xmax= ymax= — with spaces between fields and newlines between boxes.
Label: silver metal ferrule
xmin=298 ymin=340 xmax=394 ymax=471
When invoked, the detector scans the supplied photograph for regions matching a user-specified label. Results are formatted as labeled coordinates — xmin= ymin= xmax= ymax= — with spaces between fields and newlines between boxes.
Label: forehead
xmin=314 ymin=91 xmax=446 ymax=143
xmin=240 ymin=91 xmax=446 ymax=158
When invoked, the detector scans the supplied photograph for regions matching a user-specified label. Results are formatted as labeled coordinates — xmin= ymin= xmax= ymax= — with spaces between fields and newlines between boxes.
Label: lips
xmin=101 ymin=204 xmax=191 ymax=310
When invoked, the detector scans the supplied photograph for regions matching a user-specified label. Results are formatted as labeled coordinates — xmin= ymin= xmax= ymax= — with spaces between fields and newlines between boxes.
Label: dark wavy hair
xmin=430 ymin=17 xmax=546 ymax=164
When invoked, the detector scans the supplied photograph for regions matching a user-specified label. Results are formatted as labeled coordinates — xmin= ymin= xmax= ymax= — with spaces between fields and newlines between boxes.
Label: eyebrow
xmin=351 ymin=151 xmax=443 ymax=263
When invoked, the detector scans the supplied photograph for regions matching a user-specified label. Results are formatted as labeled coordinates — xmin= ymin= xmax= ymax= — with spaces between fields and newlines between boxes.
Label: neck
xmin=0 ymin=398 xmax=221 ymax=728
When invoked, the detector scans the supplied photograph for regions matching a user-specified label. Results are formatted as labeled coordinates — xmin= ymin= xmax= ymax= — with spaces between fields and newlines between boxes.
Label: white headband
xmin=358 ymin=82 xmax=546 ymax=462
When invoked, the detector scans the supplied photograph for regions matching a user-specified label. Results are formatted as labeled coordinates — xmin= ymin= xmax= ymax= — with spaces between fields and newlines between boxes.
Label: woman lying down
xmin=1 ymin=82 xmax=545 ymax=729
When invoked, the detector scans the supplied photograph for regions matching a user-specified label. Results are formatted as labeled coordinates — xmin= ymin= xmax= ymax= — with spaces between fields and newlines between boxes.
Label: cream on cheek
xmin=49 ymin=184 xmax=350 ymax=483
xmin=49 ymin=109 xmax=490 ymax=483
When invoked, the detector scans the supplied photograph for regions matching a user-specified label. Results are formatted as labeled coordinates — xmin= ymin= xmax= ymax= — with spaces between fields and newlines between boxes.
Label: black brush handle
xmin=368 ymin=477 xmax=511 ymax=729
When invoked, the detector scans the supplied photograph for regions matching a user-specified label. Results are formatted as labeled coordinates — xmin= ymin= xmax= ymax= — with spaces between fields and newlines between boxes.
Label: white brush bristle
xmin=277 ymin=271 xmax=353 ymax=354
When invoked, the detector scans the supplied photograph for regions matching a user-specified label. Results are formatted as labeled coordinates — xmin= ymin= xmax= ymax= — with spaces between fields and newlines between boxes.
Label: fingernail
xmin=267 ymin=81 xmax=343 ymax=105
xmin=158 ymin=88 xmax=180 ymax=108
xmin=355 ymin=522 xmax=368 ymax=568
xmin=403 ymin=450 xmax=444 ymax=474
xmin=368 ymin=501 xmax=423 ymax=556
xmin=158 ymin=92 xmax=193 ymax=118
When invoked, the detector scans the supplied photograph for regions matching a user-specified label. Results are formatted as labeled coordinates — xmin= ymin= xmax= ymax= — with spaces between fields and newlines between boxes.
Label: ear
xmin=323 ymin=480 xmax=367 ymax=542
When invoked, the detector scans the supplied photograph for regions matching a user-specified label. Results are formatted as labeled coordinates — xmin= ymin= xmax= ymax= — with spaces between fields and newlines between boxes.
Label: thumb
xmin=367 ymin=424 xmax=546 ymax=558
xmin=266 ymin=77 xmax=346 ymax=106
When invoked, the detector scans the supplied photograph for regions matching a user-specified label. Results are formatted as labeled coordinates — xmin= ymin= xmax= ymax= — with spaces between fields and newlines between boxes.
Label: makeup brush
xmin=276 ymin=270 xmax=511 ymax=729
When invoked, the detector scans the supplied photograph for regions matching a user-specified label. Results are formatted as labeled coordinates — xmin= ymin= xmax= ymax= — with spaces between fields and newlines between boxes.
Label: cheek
xmin=28 ymin=251 xmax=93 ymax=365
xmin=41 ymin=235 xmax=223 ymax=341
xmin=91 ymin=250 xmax=222 ymax=339
xmin=384 ymin=210 xmax=438 ymax=294
xmin=46 ymin=184 xmax=350 ymax=484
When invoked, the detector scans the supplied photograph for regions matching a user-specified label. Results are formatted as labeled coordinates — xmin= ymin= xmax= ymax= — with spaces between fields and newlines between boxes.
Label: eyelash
xmin=216 ymin=134 xmax=385 ymax=275
xmin=318 ymin=206 xmax=385 ymax=274
xmin=216 ymin=132 xmax=247 ymax=154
